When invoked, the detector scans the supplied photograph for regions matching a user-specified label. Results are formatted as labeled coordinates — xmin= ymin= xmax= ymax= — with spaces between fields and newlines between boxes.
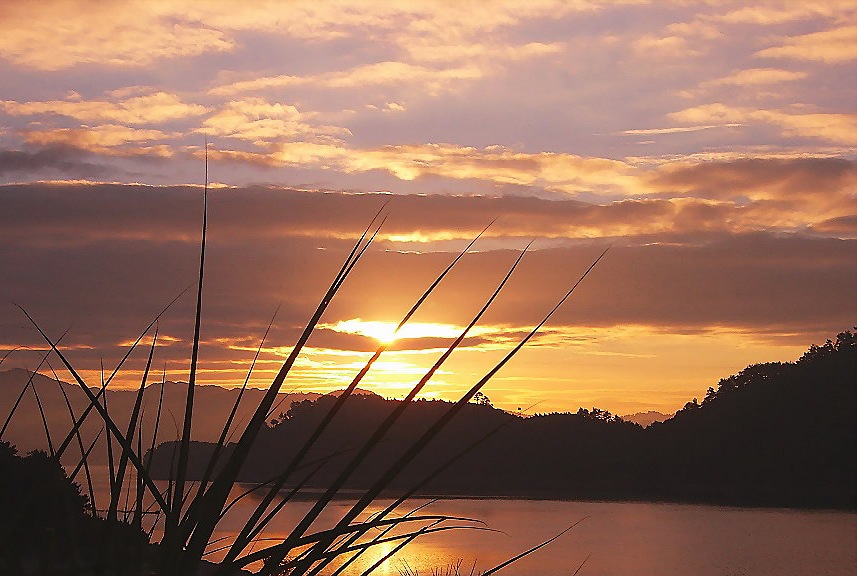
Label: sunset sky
xmin=1 ymin=1 xmax=855 ymax=415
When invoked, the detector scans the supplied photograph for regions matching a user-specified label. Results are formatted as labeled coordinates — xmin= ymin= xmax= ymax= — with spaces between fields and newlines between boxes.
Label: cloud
xmin=700 ymin=68 xmax=808 ymax=87
xmin=711 ymin=3 xmax=855 ymax=25
xmin=3 ymin=180 xmax=853 ymax=409
xmin=620 ymin=124 xmax=743 ymax=135
xmin=200 ymin=99 xmax=350 ymax=143
xmin=208 ymin=142 xmax=638 ymax=195
xmin=0 ymin=147 xmax=104 ymax=177
xmin=4 ymin=157 xmax=853 ymax=248
xmin=0 ymin=0 xmax=611 ymax=71
xmin=0 ymin=2 xmax=234 ymax=70
xmin=1 ymin=92 xmax=207 ymax=125
xmin=20 ymin=125 xmax=175 ymax=157
xmin=633 ymin=34 xmax=698 ymax=58
xmin=669 ymin=103 xmax=857 ymax=145
xmin=756 ymin=25 xmax=857 ymax=63
xmin=209 ymin=61 xmax=487 ymax=97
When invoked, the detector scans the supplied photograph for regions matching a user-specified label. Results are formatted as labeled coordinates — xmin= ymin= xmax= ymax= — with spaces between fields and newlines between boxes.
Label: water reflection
xmin=81 ymin=470 xmax=856 ymax=575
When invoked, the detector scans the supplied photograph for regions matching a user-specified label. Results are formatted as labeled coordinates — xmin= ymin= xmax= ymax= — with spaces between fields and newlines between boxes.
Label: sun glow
xmin=321 ymin=318 xmax=489 ymax=344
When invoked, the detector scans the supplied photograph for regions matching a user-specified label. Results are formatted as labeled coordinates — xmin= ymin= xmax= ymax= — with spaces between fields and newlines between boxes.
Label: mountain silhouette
xmin=620 ymin=410 xmax=672 ymax=427
xmin=0 ymin=368 xmax=318 ymax=464
xmin=149 ymin=331 xmax=856 ymax=509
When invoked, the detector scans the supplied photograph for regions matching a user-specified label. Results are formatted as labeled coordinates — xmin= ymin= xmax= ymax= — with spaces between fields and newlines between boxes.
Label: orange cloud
xmin=209 ymin=141 xmax=638 ymax=194
xmin=0 ymin=2 xmax=233 ymax=70
xmin=21 ymin=125 xmax=174 ymax=157
xmin=756 ymin=24 xmax=857 ymax=63
xmin=200 ymin=98 xmax=350 ymax=142
xmin=669 ymin=104 xmax=857 ymax=146
xmin=701 ymin=68 xmax=808 ymax=87
xmin=712 ymin=3 xmax=853 ymax=25
xmin=1 ymin=92 xmax=207 ymax=125
xmin=0 ymin=0 xmax=617 ymax=71
xmin=209 ymin=61 xmax=486 ymax=97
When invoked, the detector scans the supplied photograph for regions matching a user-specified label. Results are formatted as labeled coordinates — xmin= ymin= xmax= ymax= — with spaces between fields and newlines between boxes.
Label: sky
xmin=1 ymin=0 xmax=855 ymax=415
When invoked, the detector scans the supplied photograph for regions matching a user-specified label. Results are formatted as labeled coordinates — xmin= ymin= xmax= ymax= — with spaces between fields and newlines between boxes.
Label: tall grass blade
xmin=307 ymin=247 xmax=608 ymax=566
xmin=280 ymin=242 xmax=529 ymax=572
xmin=47 ymin=360 xmax=96 ymax=512
xmin=26 ymin=363 xmax=55 ymax=457
xmin=101 ymin=362 xmax=118 ymax=510
xmin=108 ymin=329 xmax=158 ymax=521
xmin=480 ymin=519 xmax=586 ymax=575
xmin=327 ymin=500 xmax=440 ymax=576
xmin=0 ymin=337 xmax=64 ymax=439
xmin=358 ymin=520 xmax=440 ymax=576
xmin=227 ymin=225 xmax=493 ymax=566
xmin=318 ymin=407 xmax=529 ymax=575
xmin=181 ymin=209 xmax=387 ymax=573
xmin=68 ymin=429 xmax=103 ymax=484
xmin=171 ymin=139 xmax=210 ymax=541
xmin=185 ymin=304 xmax=281 ymax=522
xmin=246 ymin=525 xmax=496 ymax=574
xmin=17 ymin=305 xmax=170 ymax=513
xmin=54 ymin=289 xmax=186 ymax=459
xmin=0 ymin=345 xmax=22 ymax=367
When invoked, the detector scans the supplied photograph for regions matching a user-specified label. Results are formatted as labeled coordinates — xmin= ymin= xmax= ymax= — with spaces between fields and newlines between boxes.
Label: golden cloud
xmin=0 ymin=0 xmax=622 ymax=71
xmin=669 ymin=104 xmax=857 ymax=145
xmin=22 ymin=125 xmax=175 ymax=156
xmin=701 ymin=68 xmax=808 ymax=87
xmin=210 ymin=61 xmax=486 ymax=97
xmin=1 ymin=92 xmax=207 ymax=125
xmin=209 ymin=141 xmax=638 ymax=194
xmin=200 ymin=98 xmax=350 ymax=142
xmin=756 ymin=24 xmax=857 ymax=63
xmin=712 ymin=3 xmax=855 ymax=25
xmin=0 ymin=2 xmax=233 ymax=70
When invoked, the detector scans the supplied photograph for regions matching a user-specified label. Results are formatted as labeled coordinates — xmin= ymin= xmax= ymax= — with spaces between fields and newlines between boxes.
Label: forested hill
xmin=149 ymin=331 xmax=856 ymax=509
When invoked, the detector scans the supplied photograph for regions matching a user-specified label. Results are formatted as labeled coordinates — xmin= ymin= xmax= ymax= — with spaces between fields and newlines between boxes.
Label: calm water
xmin=81 ymin=471 xmax=856 ymax=575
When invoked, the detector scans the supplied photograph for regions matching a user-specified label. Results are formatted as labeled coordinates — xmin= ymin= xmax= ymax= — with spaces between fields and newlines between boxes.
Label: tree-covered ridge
xmin=149 ymin=331 xmax=856 ymax=509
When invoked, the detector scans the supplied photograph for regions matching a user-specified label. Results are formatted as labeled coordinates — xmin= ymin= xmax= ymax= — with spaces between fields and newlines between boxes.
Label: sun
xmin=322 ymin=318 xmax=482 ymax=345
xmin=361 ymin=322 xmax=399 ymax=344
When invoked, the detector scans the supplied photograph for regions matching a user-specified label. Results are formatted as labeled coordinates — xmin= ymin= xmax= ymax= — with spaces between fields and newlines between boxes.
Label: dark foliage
xmin=0 ymin=441 xmax=152 ymax=575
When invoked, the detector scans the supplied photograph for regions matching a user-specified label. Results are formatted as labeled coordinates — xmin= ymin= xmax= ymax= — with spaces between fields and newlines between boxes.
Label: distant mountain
xmin=324 ymin=387 xmax=380 ymax=398
xmin=0 ymin=368 xmax=319 ymax=464
xmin=621 ymin=410 xmax=672 ymax=427
xmin=150 ymin=331 xmax=856 ymax=509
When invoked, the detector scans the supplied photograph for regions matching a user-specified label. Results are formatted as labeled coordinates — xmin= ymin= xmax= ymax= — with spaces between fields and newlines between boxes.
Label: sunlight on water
xmin=79 ymin=469 xmax=856 ymax=575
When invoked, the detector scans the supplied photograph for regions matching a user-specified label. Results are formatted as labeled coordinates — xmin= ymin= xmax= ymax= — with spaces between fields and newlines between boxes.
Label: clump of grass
xmin=4 ymin=151 xmax=604 ymax=575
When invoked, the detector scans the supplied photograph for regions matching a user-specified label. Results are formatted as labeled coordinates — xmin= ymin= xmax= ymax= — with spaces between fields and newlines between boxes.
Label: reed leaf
xmin=48 ymin=360 xmax=97 ymax=513
xmin=170 ymin=141 xmax=210 ymax=544
xmin=178 ymin=208 xmax=387 ymax=574
xmin=278 ymin=242 xmax=529 ymax=572
xmin=480 ymin=518 xmax=586 ymax=575
xmin=0 ymin=337 xmax=63 ymax=440
xmin=54 ymin=289 xmax=186 ymax=460
xmin=17 ymin=305 xmax=171 ymax=513
xmin=301 ymin=247 xmax=608 ymax=571
xmin=225 ymin=225 xmax=494 ymax=568
xmin=108 ymin=329 xmax=158 ymax=521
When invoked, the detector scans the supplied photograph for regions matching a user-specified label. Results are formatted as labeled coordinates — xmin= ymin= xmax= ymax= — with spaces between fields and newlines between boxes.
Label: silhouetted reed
xmin=3 ymin=152 xmax=604 ymax=575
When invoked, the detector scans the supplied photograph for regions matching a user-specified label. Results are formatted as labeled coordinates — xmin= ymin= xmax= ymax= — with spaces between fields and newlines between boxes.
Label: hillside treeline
xmin=150 ymin=331 xmax=856 ymax=509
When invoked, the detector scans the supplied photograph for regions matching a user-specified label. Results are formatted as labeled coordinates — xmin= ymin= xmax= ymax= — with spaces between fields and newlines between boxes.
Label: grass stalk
xmin=177 ymin=207 xmax=388 ymax=574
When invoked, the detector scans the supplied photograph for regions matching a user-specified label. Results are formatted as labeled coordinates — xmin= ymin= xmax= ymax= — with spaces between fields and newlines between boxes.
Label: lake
xmin=80 ymin=471 xmax=856 ymax=575
xmin=207 ymin=492 xmax=857 ymax=575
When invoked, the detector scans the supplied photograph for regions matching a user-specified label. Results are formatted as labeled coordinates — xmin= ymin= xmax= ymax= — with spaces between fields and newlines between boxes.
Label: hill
xmin=149 ymin=331 xmax=856 ymax=509
xmin=621 ymin=410 xmax=672 ymax=427
xmin=0 ymin=368 xmax=319 ymax=464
